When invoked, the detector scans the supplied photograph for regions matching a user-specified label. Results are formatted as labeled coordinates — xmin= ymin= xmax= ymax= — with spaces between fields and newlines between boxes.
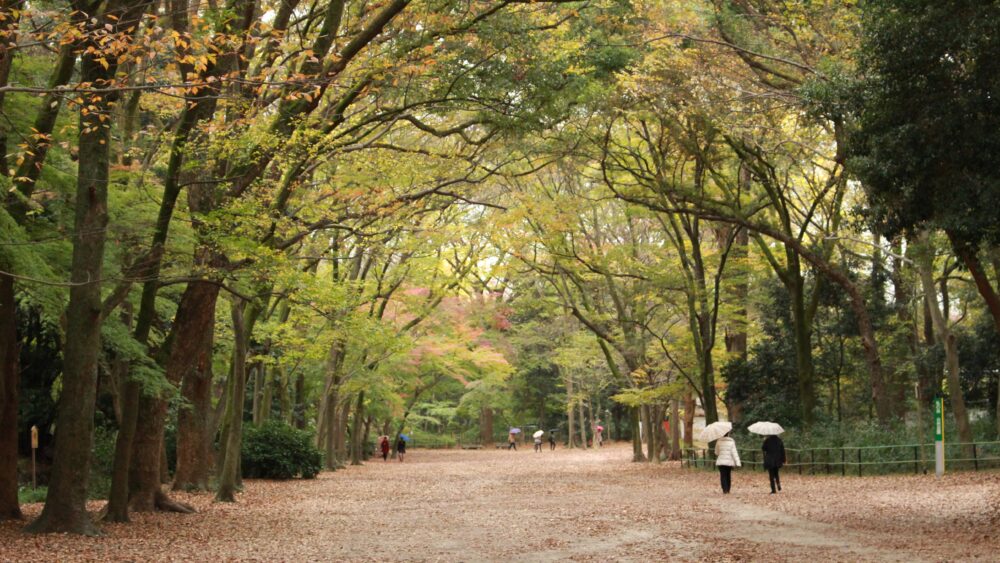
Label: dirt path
xmin=2 ymin=444 xmax=998 ymax=561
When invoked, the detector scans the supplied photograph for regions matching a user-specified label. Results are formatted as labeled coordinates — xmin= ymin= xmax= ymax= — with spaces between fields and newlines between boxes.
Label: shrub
xmin=18 ymin=485 xmax=47 ymax=504
xmin=242 ymin=420 xmax=322 ymax=480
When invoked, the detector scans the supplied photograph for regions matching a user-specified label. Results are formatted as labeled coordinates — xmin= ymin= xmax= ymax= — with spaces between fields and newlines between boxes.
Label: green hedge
xmin=242 ymin=421 xmax=322 ymax=480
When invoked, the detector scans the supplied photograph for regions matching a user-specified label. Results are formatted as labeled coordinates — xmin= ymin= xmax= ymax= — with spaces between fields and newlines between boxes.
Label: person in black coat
xmin=762 ymin=435 xmax=786 ymax=493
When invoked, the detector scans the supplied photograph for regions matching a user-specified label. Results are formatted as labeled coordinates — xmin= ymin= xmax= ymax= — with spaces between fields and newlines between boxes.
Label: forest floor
xmin=2 ymin=443 xmax=999 ymax=562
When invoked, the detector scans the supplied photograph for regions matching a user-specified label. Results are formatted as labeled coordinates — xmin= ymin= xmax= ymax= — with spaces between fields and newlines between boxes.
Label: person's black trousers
xmin=768 ymin=467 xmax=781 ymax=492
xmin=719 ymin=466 xmax=732 ymax=493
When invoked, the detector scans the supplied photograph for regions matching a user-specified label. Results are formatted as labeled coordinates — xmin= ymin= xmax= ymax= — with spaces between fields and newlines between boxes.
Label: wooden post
xmin=841 ymin=449 xmax=846 ymax=476
xmin=30 ymin=425 xmax=38 ymax=489
xmin=973 ymin=443 xmax=978 ymax=471
xmin=914 ymin=445 xmax=919 ymax=475
xmin=858 ymin=448 xmax=862 ymax=477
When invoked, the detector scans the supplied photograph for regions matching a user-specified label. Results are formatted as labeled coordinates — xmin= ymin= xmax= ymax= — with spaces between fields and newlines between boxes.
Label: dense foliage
xmin=242 ymin=422 xmax=323 ymax=480
xmin=0 ymin=0 xmax=998 ymax=536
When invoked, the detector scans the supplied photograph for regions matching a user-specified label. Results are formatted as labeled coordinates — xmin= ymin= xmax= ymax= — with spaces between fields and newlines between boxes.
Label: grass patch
xmin=18 ymin=485 xmax=47 ymax=504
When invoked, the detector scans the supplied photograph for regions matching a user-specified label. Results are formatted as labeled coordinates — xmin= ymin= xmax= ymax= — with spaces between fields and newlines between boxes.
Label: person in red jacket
xmin=379 ymin=435 xmax=390 ymax=462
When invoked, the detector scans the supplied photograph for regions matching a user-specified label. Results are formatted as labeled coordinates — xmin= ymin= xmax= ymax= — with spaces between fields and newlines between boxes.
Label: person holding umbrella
xmin=749 ymin=422 xmax=786 ymax=494
xmin=396 ymin=434 xmax=408 ymax=462
xmin=533 ymin=430 xmax=544 ymax=452
xmin=508 ymin=428 xmax=520 ymax=450
xmin=699 ymin=421 xmax=740 ymax=494
xmin=548 ymin=432 xmax=556 ymax=450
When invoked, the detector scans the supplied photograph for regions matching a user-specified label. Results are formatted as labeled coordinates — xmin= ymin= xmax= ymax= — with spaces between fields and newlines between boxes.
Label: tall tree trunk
xmin=293 ymin=371 xmax=306 ymax=429
xmin=586 ymin=397 xmax=596 ymax=445
xmin=251 ymin=363 xmax=264 ymax=425
xmin=646 ymin=405 xmax=659 ymax=463
xmin=172 ymin=317 xmax=215 ymax=491
xmin=276 ymin=366 xmax=289 ymax=422
xmin=261 ymin=367 xmax=273 ymax=423
xmin=683 ymin=392 xmax=695 ymax=449
xmin=916 ymin=236 xmax=973 ymax=456
xmin=361 ymin=415 xmax=373 ymax=460
xmin=0 ymin=273 xmax=20 ymax=520
xmin=132 ymin=281 xmax=218 ymax=510
xmin=25 ymin=24 xmax=122 ymax=532
xmin=669 ymin=399 xmax=681 ymax=461
xmin=0 ymin=0 xmax=22 ymax=174
xmin=335 ymin=399 xmax=349 ymax=464
xmin=723 ymin=226 xmax=749 ymax=425
xmin=217 ymin=300 xmax=247 ymax=502
xmin=565 ymin=374 xmax=576 ymax=448
xmin=578 ymin=398 xmax=587 ymax=449
xmin=788 ymin=272 xmax=817 ymax=426
xmin=480 ymin=407 xmax=494 ymax=446
xmin=350 ymin=391 xmax=364 ymax=465
xmin=630 ymin=406 xmax=645 ymax=461
xmin=103 ymin=314 xmax=139 ymax=522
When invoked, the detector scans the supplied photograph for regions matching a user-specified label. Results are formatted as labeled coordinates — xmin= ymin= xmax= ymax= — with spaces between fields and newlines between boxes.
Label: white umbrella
xmin=532 ymin=430 xmax=544 ymax=438
xmin=698 ymin=421 xmax=733 ymax=443
xmin=747 ymin=421 xmax=784 ymax=436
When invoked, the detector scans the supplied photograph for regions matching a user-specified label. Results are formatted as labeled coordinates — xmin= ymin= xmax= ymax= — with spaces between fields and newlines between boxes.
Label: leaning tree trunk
xmin=578 ymin=399 xmax=588 ymax=449
xmin=26 ymin=49 xmax=115 ymax=536
xmin=217 ymin=300 xmax=248 ymax=502
xmin=130 ymin=281 xmax=218 ymax=512
xmin=0 ymin=273 xmax=20 ymax=521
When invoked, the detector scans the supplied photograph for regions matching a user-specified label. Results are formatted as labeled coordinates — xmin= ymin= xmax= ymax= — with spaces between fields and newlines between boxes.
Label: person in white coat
xmin=715 ymin=431 xmax=741 ymax=494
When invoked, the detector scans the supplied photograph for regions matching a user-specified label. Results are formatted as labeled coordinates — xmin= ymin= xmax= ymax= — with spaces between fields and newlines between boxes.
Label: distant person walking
xmin=714 ymin=431 xmax=741 ymax=494
xmin=548 ymin=434 xmax=556 ymax=450
xmin=379 ymin=435 xmax=390 ymax=462
xmin=396 ymin=436 xmax=406 ymax=462
xmin=762 ymin=434 xmax=786 ymax=494
xmin=534 ymin=435 xmax=543 ymax=452
xmin=595 ymin=426 xmax=603 ymax=447
xmin=508 ymin=433 xmax=517 ymax=450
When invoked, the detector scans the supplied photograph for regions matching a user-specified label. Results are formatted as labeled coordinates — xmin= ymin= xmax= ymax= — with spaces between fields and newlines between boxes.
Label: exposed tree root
xmin=155 ymin=490 xmax=196 ymax=514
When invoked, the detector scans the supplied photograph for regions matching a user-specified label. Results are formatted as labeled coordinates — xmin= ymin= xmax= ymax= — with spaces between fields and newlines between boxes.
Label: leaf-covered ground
xmin=2 ymin=444 xmax=998 ymax=561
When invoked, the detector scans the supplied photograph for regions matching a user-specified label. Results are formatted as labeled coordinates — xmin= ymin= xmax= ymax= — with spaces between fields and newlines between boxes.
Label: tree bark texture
xmin=217 ymin=300 xmax=247 ymax=502
xmin=25 ymin=21 xmax=124 ymax=532
xmin=172 ymin=309 xmax=216 ymax=491
xmin=0 ymin=274 xmax=21 ymax=520
xmin=132 ymin=281 xmax=218 ymax=510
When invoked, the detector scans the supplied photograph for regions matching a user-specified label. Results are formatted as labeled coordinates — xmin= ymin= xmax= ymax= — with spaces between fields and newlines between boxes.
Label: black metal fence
xmin=683 ymin=441 xmax=1000 ymax=475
